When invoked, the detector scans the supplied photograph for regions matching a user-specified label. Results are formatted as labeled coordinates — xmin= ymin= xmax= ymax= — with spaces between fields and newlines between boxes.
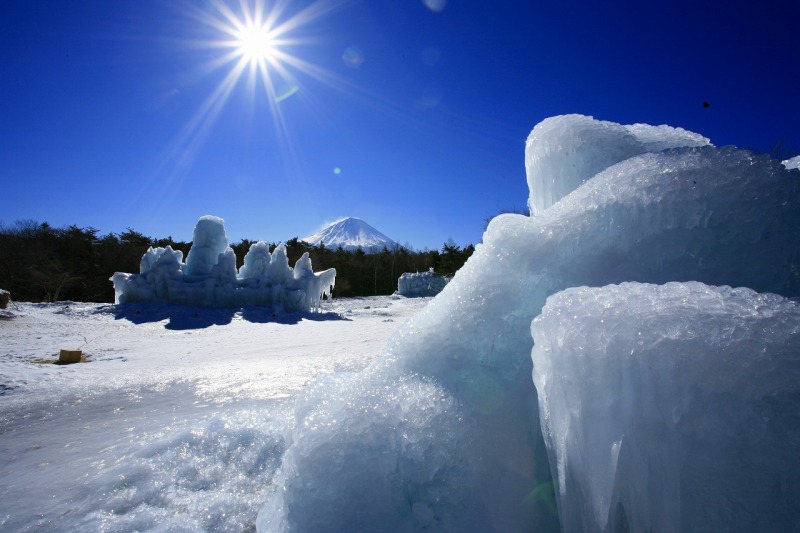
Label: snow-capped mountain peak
xmin=302 ymin=217 xmax=400 ymax=252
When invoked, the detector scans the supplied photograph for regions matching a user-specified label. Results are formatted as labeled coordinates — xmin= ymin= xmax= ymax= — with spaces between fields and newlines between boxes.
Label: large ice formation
xmin=257 ymin=115 xmax=800 ymax=532
xmin=396 ymin=269 xmax=449 ymax=296
xmin=525 ymin=114 xmax=710 ymax=215
xmin=533 ymin=282 xmax=800 ymax=532
xmin=111 ymin=215 xmax=335 ymax=312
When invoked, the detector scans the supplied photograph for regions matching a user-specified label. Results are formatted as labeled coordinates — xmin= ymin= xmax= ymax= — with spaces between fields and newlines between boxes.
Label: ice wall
xmin=396 ymin=269 xmax=449 ymax=296
xmin=258 ymin=115 xmax=800 ymax=532
xmin=533 ymin=282 xmax=800 ymax=532
xmin=111 ymin=216 xmax=335 ymax=312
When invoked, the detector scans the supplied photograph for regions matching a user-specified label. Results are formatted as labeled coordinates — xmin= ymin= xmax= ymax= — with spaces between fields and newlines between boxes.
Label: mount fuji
xmin=302 ymin=217 xmax=401 ymax=252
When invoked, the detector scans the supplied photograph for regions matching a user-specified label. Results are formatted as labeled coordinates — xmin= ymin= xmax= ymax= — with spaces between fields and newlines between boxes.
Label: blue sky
xmin=2 ymin=0 xmax=798 ymax=250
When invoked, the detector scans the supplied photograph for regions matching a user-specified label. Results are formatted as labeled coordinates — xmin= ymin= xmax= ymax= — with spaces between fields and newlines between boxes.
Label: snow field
xmin=0 ymin=296 xmax=429 ymax=531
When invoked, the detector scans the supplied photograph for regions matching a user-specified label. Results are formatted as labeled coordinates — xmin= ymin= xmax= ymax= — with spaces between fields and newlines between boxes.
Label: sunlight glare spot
xmin=342 ymin=45 xmax=364 ymax=69
xmin=237 ymin=22 xmax=275 ymax=64
xmin=422 ymin=0 xmax=447 ymax=12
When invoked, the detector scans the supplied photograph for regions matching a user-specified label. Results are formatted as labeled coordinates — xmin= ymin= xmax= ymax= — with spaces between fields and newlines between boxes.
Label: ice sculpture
xmin=111 ymin=215 xmax=335 ymax=312
xmin=396 ymin=269 xmax=449 ymax=296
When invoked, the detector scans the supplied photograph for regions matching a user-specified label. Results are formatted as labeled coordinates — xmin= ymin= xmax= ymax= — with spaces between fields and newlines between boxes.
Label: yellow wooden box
xmin=58 ymin=349 xmax=82 ymax=363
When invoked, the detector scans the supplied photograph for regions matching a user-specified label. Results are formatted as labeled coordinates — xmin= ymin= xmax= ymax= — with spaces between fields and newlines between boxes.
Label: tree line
xmin=0 ymin=220 xmax=474 ymax=303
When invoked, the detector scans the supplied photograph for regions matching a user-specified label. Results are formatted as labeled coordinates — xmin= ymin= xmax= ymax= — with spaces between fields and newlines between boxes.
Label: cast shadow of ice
xmin=112 ymin=302 xmax=349 ymax=330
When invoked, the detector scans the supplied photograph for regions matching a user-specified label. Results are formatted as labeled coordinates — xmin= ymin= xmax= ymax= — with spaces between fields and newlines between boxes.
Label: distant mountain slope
xmin=302 ymin=217 xmax=400 ymax=252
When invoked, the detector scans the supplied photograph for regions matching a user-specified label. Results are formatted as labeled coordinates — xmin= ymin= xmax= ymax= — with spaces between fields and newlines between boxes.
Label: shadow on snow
xmin=112 ymin=302 xmax=349 ymax=330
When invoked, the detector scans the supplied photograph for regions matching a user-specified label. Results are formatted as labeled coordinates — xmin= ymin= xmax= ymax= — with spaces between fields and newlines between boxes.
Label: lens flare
xmin=422 ymin=0 xmax=447 ymax=13
xmin=342 ymin=45 xmax=364 ymax=69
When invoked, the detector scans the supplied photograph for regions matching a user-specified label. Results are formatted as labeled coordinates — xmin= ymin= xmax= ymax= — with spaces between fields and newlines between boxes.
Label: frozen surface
xmin=532 ymin=282 xmax=800 ymax=532
xmin=397 ymin=269 xmax=449 ymax=296
xmin=0 ymin=296 xmax=430 ymax=531
xmin=260 ymin=370 xmax=474 ymax=532
xmin=259 ymin=115 xmax=800 ymax=532
xmin=112 ymin=215 xmax=336 ymax=311
xmin=525 ymin=115 xmax=710 ymax=215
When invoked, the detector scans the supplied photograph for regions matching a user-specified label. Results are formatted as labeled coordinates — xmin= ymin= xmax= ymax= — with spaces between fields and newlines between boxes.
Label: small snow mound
xmin=70 ymin=410 xmax=288 ymax=531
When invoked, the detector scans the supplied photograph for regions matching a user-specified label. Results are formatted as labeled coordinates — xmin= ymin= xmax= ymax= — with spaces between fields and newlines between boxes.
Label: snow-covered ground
xmin=0 ymin=296 xmax=430 ymax=531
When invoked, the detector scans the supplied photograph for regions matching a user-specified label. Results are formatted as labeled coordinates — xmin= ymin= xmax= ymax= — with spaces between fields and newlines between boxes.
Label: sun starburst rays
xmin=180 ymin=0 xmax=308 ymax=109
xmin=236 ymin=22 xmax=276 ymax=64
xmin=137 ymin=0 xmax=371 ymax=217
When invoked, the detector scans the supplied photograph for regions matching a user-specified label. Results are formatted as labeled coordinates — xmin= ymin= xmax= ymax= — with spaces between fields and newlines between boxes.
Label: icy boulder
xmin=532 ymin=282 xmax=800 ymax=532
xmin=111 ymin=216 xmax=335 ymax=312
xmin=257 ymin=116 xmax=800 ymax=532
xmin=397 ymin=269 xmax=449 ymax=297
xmin=525 ymin=114 xmax=710 ymax=215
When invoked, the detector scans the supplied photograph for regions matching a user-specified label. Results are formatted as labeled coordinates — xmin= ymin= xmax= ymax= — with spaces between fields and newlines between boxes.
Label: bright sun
xmin=236 ymin=22 xmax=276 ymax=65
xmin=163 ymin=0 xmax=347 ymax=186
xmin=183 ymin=0 xmax=350 ymax=106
